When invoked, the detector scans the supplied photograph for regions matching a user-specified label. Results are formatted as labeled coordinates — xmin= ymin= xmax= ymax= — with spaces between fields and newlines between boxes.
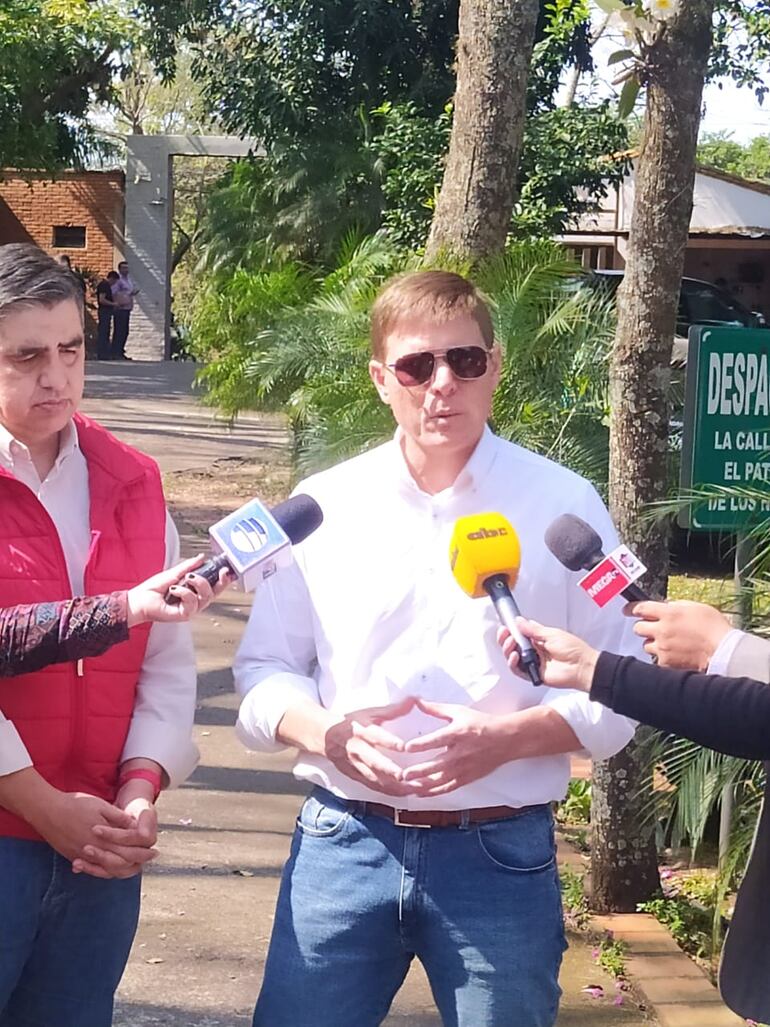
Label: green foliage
xmin=138 ymin=0 xmax=597 ymax=135
xmin=0 ymin=0 xmax=127 ymax=170
xmin=558 ymin=778 xmax=592 ymax=825
xmin=189 ymin=236 xmax=617 ymax=487
xmin=513 ymin=102 xmax=630 ymax=236
xmin=480 ymin=243 xmax=615 ymax=492
xmin=595 ymin=935 xmax=628 ymax=979
xmin=368 ymin=102 xmax=451 ymax=251
xmin=639 ymin=895 xmax=714 ymax=961
xmin=640 ymin=731 xmax=764 ymax=861
xmin=103 ymin=45 xmax=218 ymax=136
xmin=697 ymin=131 xmax=770 ymax=183
xmin=559 ymin=867 xmax=591 ymax=929
xmin=528 ymin=0 xmax=593 ymax=114
xmin=191 ymin=97 xmax=629 ymax=263
xmin=136 ymin=0 xmax=629 ymax=248
xmin=189 ymin=121 xmax=385 ymax=269
xmin=189 ymin=262 xmax=316 ymax=416
xmin=676 ymin=868 xmax=719 ymax=906
xmin=148 ymin=0 xmax=458 ymax=140
xmin=710 ymin=2 xmax=770 ymax=104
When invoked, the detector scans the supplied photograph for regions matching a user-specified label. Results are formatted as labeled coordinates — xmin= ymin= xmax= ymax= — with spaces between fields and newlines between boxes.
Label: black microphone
xmin=544 ymin=514 xmax=651 ymax=602
xmin=167 ymin=493 xmax=323 ymax=603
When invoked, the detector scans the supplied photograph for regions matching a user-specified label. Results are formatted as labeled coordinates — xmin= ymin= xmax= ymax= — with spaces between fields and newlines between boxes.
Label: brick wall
xmin=0 ymin=169 xmax=125 ymax=348
xmin=0 ymin=169 xmax=125 ymax=277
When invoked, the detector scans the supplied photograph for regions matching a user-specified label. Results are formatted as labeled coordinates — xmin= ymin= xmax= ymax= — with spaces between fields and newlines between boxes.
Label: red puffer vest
xmin=0 ymin=413 xmax=166 ymax=840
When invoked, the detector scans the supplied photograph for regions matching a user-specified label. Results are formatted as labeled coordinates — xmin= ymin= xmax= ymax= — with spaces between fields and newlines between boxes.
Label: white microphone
xmin=166 ymin=494 xmax=323 ymax=602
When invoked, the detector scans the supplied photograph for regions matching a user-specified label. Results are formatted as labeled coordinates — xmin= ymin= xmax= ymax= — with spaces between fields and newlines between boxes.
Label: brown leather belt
xmin=357 ymin=801 xmax=542 ymax=829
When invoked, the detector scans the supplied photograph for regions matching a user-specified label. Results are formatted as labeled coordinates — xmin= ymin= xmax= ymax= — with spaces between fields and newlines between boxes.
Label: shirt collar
xmin=390 ymin=423 xmax=499 ymax=497
xmin=0 ymin=418 xmax=79 ymax=473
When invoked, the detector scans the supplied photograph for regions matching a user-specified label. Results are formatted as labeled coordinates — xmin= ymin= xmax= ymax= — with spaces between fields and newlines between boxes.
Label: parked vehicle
xmin=585 ymin=270 xmax=766 ymax=361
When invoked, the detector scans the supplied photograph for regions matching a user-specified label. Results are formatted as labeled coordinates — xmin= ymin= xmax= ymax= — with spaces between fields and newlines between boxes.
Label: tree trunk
xmin=425 ymin=0 xmax=539 ymax=262
xmin=592 ymin=0 xmax=716 ymax=913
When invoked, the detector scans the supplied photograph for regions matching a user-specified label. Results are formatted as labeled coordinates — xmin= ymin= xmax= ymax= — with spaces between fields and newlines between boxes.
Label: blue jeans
xmin=0 ymin=838 xmax=141 ymax=1027
xmin=254 ymin=788 xmax=567 ymax=1027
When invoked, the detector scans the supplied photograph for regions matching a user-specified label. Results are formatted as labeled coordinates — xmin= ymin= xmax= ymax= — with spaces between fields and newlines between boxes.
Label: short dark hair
xmin=370 ymin=270 xmax=494 ymax=360
xmin=0 ymin=244 xmax=84 ymax=323
xmin=107 ymin=270 xmax=119 ymax=281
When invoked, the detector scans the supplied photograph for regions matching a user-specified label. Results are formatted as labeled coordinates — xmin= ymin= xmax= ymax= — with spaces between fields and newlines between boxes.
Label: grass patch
xmin=669 ymin=571 xmax=770 ymax=624
xmin=667 ymin=573 xmax=732 ymax=607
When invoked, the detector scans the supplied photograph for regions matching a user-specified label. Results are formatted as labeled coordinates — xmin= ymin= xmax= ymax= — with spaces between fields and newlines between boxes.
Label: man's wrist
xmin=276 ymin=701 xmax=334 ymax=756
xmin=117 ymin=768 xmax=162 ymax=802
xmin=493 ymin=706 xmax=581 ymax=760
xmin=0 ymin=768 xmax=62 ymax=829
xmin=119 ymin=758 xmax=165 ymax=800
xmin=578 ymin=647 xmax=600 ymax=691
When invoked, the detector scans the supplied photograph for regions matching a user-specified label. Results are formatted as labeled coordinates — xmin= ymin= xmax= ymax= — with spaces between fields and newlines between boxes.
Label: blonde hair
xmin=370 ymin=270 xmax=494 ymax=360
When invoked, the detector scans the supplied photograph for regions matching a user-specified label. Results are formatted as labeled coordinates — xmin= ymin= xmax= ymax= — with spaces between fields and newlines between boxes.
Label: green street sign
xmin=680 ymin=326 xmax=770 ymax=530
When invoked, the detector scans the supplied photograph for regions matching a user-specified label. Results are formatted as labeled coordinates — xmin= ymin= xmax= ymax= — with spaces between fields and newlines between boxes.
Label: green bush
xmin=639 ymin=896 xmax=714 ymax=961
xmin=189 ymin=235 xmax=616 ymax=487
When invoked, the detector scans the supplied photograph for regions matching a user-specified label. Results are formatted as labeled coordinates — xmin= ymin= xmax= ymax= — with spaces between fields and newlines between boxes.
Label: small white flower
xmin=648 ymin=0 xmax=678 ymax=20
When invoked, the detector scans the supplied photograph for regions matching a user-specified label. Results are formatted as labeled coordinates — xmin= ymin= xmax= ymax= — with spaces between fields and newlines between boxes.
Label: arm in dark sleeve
xmin=591 ymin=651 xmax=770 ymax=760
xmin=0 ymin=593 xmax=129 ymax=678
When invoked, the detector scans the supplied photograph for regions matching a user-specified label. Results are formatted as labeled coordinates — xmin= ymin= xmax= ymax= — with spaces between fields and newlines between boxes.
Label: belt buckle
xmin=393 ymin=809 xmax=431 ymax=828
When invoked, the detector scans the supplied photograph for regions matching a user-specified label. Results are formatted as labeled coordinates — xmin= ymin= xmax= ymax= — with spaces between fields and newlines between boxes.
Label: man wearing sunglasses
xmin=235 ymin=270 xmax=641 ymax=1027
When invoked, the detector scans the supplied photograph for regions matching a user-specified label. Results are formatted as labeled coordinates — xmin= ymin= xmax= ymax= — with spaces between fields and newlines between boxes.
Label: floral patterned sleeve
xmin=0 ymin=593 xmax=129 ymax=678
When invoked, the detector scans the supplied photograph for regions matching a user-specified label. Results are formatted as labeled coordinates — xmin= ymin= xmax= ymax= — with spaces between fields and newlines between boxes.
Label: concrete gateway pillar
xmin=124 ymin=135 xmax=261 ymax=360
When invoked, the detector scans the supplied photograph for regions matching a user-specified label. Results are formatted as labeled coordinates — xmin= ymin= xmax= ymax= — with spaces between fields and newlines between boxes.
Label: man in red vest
xmin=0 ymin=244 xmax=199 ymax=1026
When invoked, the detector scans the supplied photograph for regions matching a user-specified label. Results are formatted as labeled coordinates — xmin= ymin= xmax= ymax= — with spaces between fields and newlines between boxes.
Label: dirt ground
xmin=162 ymin=456 xmax=293 ymax=543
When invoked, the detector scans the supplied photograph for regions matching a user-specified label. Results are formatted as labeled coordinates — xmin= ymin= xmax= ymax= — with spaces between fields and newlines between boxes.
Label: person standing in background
xmin=95 ymin=270 xmax=119 ymax=360
xmin=112 ymin=260 xmax=139 ymax=360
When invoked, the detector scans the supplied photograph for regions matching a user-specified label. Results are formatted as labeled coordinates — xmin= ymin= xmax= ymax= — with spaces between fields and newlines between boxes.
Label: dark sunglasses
xmin=385 ymin=345 xmax=489 ymax=387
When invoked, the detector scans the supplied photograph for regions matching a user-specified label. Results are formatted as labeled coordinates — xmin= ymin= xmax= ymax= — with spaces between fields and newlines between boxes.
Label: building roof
xmin=565 ymin=161 xmax=770 ymax=238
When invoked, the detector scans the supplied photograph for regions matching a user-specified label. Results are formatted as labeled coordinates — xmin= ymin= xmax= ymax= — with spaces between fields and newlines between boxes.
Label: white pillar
xmin=124 ymin=135 xmax=261 ymax=360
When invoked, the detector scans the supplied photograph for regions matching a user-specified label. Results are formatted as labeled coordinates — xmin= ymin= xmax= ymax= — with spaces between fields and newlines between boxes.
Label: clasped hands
xmin=323 ymin=695 xmax=523 ymax=799
xmin=6 ymin=770 xmax=161 ymax=881
xmin=70 ymin=783 xmax=158 ymax=880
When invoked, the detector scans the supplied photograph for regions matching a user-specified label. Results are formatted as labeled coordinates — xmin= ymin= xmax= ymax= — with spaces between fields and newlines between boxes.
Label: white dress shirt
xmin=112 ymin=274 xmax=137 ymax=311
xmin=707 ymin=628 xmax=745 ymax=675
xmin=234 ymin=427 xmax=642 ymax=811
xmin=0 ymin=420 xmax=198 ymax=785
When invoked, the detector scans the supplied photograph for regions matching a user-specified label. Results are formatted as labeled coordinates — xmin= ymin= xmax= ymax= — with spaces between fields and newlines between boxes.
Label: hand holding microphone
xmin=625 ymin=600 xmax=732 ymax=670
xmin=449 ymin=512 xmax=543 ymax=685
xmin=165 ymin=493 xmax=323 ymax=604
xmin=497 ymin=620 xmax=598 ymax=691
xmin=542 ymin=514 xmax=732 ymax=669
xmin=128 ymin=555 xmax=229 ymax=625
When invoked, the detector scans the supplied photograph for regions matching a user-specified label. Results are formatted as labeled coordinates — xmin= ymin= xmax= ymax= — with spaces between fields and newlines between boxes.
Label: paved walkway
xmin=83 ymin=362 xmax=653 ymax=1026
xmin=82 ymin=361 xmax=289 ymax=474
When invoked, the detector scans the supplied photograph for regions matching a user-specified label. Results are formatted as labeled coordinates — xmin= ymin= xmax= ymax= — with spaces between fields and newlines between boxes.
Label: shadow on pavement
xmin=194 ymin=704 xmax=238 ymax=727
xmin=185 ymin=765 xmax=308 ymax=796
xmin=114 ymin=1000 xmax=252 ymax=1026
xmin=147 ymin=864 xmax=285 ymax=879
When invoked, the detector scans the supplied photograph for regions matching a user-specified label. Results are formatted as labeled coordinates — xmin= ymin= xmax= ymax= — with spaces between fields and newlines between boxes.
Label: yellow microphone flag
xmin=449 ymin=513 xmax=522 ymax=598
